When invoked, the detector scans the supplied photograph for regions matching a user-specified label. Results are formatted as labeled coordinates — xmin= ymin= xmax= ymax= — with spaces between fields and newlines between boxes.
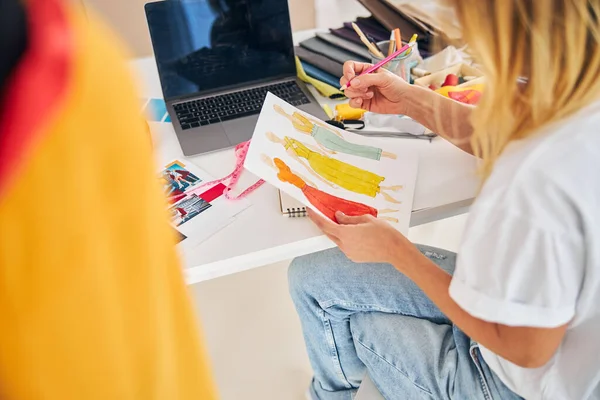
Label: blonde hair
xmin=448 ymin=0 xmax=600 ymax=180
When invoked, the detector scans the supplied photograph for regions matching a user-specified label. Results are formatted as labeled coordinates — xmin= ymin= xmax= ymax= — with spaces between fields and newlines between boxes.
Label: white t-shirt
xmin=449 ymin=102 xmax=600 ymax=400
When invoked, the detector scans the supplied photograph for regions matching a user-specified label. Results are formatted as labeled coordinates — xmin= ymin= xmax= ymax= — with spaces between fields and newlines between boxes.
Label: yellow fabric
xmin=435 ymin=83 xmax=485 ymax=97
xmin=0 ymin=8 xmax=217 ymax=400
xmin=334 ymin=103 xmax=367 ymax=121
xmin=295 ymin=57 xmax=345 ymax=98
xmin=284 ymin=137 xmax=384 ymax=197
xmin=291 ymin=112 xmax=314 ymax=133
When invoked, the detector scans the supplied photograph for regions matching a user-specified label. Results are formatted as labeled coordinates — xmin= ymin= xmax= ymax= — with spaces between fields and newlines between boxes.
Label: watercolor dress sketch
xmin=274 ymin=104 xmax=397 ymax=160
xmin=263 ymin=155 xmax=399 ymax=222
xmin=244 ymin=93 xmax=419 ymax=234
xmin=266 ymin=132 xmax=402 ymax=204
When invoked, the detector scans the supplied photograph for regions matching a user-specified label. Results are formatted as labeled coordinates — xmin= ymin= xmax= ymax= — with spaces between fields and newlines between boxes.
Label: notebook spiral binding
xmin=285 ymin=207 xmax=307 ymax=218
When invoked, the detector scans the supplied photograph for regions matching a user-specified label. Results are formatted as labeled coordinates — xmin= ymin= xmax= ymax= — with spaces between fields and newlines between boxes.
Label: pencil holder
xmin=370 ymin=40 xmax=412 ymax=82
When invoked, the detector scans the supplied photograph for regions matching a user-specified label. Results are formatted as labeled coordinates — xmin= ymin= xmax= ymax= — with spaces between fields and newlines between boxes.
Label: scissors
xmin=325 ymin=119 xmax=437 ymax=141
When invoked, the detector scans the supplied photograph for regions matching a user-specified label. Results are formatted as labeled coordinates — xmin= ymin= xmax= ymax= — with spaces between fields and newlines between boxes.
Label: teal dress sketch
xmin=311 ymin=125 xmax=383 ymax=161
xmin=274 ymin=104 xmax=397 ymax=160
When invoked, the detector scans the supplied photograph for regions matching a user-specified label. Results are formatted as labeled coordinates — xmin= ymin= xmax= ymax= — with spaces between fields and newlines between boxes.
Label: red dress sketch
xmin=274 ymin=158 xmax=378 ymax=221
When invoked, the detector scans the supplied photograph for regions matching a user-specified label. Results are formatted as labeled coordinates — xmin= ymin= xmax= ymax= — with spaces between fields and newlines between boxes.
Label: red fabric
xmin=197 ymin=183 xmax=226 ymax=203
xmin=448 ymin=89 xmax=481 ymax=105
xmin=303 ymin=185 xmax=377 ymax=222
xmin=0 ymin=0 xmax=73 ymax=197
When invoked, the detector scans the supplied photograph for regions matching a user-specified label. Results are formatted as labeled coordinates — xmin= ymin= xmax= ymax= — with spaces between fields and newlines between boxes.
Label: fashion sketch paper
xmin=245 ymin=93 xmax=418 ymax=234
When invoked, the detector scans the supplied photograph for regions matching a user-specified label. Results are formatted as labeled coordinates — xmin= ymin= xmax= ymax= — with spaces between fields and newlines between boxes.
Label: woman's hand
xmin=341 ymin=61 xmax=477 ymax=154
xmin=340 ymin=61 xmax=411 ymax=115
xmin=308 ymin=209 xmax=420 ymax=266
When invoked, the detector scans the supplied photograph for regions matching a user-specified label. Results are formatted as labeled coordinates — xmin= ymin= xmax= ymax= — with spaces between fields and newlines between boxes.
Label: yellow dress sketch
xmin=274 ymin=104 xmax=397 ymax=160
xmin=266 ymin=132 xmax=402 ymax=204
xmin=285 ymin=137 xmax=383 ymax=196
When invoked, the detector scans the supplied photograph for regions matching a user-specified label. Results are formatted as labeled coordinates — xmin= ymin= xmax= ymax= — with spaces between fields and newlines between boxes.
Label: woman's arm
xmin=395 ymin=250 xmax=568 ymax=368
xmin=340 ymin=62 xmax=476 ymax=155
xmin=400 ymin=84 xmax=475 ymax=154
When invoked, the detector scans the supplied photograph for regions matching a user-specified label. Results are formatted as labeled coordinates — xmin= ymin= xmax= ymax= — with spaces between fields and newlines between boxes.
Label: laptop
xmin=145 ymin=0 xmax=329 ymax=156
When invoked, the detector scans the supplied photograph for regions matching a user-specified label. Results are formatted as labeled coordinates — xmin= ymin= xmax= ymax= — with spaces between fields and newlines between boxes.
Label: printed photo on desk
xmin=245 ymin=93 xmax=419 ymax=234
xmin=159 ymin=160 xmax=251 ymax=251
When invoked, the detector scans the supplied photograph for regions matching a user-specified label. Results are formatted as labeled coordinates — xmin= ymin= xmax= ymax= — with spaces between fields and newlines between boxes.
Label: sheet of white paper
xmin=160 ymin=159 xmax=251 ymax=251
xmin=244 ymin=93 xmax=419 ymax=235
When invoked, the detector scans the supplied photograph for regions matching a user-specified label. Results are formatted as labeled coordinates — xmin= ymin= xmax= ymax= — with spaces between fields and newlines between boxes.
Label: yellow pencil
xmin=322 ymin=104 xmax=334 ymax=119
xmin=406 ymin=34 xmax=418 ymax=55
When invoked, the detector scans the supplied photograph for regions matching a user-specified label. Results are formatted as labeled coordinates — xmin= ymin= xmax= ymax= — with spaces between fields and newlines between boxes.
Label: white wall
xmin=80 ymin=0 xmax=318 ymax=57
xmin=314 ymin=0 xmax=370 ymax=29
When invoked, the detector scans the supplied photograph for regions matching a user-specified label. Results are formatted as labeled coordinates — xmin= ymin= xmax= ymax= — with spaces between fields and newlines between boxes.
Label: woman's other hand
xmin=340 ymin=61 xmax=411 ymax=115
xmin=308 ymin=209 xmax=420 ymax=266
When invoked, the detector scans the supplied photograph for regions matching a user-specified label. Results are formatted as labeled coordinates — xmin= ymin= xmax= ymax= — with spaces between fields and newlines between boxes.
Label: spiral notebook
xmin=279 ymin=190 xmax=307 ymax=217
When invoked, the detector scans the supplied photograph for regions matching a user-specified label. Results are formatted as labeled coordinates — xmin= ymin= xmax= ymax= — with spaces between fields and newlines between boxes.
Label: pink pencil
xmin=340 ymin=42 xmax=416 ymax=91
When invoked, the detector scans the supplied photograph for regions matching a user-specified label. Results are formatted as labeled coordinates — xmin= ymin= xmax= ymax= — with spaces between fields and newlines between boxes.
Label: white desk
xmin=131 ymin=31 xmax=479 ymax=285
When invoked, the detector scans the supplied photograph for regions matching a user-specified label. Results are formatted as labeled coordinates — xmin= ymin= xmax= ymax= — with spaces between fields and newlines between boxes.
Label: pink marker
xmin=340 ymin=42 xmax=416 ymax=91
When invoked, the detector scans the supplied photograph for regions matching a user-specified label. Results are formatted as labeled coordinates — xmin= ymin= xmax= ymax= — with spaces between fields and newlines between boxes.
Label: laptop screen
xmin=145 ymin=0 xmax=296 ymax=101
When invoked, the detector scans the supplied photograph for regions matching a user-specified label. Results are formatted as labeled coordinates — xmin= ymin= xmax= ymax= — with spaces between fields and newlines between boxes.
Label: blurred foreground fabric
xmin=0 ymin=0 xmax=217 ymax=398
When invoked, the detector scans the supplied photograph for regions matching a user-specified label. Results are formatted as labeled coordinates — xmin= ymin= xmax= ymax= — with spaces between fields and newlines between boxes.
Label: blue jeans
xmin=289 ymin=245 xmax=522 ymax=400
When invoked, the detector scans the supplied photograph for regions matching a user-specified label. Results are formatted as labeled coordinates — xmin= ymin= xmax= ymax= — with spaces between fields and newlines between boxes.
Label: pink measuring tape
xmin=187 ymin=141 xmax=265 ymax=200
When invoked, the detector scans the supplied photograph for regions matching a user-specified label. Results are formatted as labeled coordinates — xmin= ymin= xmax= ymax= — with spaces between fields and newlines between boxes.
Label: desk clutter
xmin=136 ymin=1 xmax=482 ymax=259
xmin=159 ymin=160 xmax=251 ymax=251
xmin=295 ymin=0 xmax=484 ymax=108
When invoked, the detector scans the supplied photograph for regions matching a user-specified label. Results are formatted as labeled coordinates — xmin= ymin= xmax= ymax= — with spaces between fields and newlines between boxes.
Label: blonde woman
xmin=290 ymin=1 xmax=600 ymax=399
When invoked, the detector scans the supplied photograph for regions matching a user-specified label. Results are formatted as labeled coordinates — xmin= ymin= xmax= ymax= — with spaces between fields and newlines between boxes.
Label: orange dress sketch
xmin=266 ymin=156 xmax=399 ymax=223
xmin=275 ymin=158 xmax=378 ymax=221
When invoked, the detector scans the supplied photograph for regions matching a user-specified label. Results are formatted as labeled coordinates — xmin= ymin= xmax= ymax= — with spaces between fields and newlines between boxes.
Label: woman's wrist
xmin=386 ymin=235 xmax=425 ymax=275
xmin=396 ymin=83 xmax=432 ymax=118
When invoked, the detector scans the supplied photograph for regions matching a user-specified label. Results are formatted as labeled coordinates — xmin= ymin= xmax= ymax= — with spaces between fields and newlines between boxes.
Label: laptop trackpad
xmin=222 ymin=114 xmax=260 ymax=146
xmin=179 ymin=123 xmax=231 ymax=157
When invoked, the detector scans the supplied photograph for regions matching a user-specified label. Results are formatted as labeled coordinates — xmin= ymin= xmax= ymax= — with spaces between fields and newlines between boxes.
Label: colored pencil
xmin=340 ymin=42 xmax=416 ymax=91
xmin=394 ymin=28 xmax=402 ymax=50
xmin=351 ymin=22 xmax=385 ymax=58
xmin=367 ymin=34 xmax=386 ymax=58
xmin=406 ymin=34 xmax=418 ymax=55
xmin=387 ymin=31 xmax=395 ymax=57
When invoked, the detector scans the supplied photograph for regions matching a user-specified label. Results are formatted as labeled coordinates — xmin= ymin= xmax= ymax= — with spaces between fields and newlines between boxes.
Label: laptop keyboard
xmin=173 ymin=81 xmax=310 ymax=130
